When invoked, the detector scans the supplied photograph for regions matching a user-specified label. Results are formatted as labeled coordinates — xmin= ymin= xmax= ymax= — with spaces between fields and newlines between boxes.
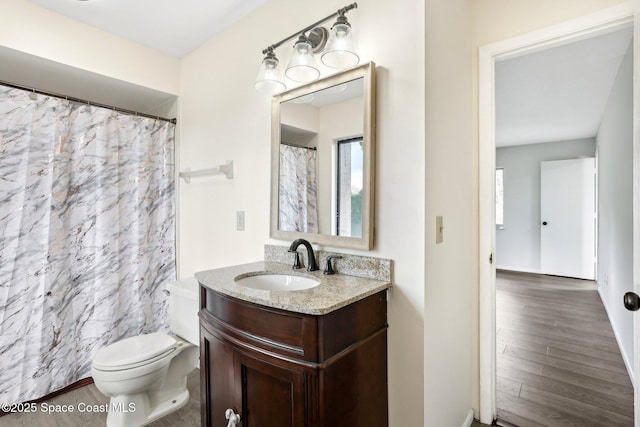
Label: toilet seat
xmin=93 ymin=332 xmax=178 ymax=371
xmin=91 ymin=279 xmax=200 ymax=427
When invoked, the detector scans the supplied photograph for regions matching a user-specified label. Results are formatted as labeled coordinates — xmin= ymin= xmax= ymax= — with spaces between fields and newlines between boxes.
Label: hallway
xmin=496 ymin=270 xmax=633 ymax=426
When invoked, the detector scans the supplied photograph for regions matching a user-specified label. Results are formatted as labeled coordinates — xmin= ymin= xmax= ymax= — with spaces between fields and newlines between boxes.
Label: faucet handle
xmin=324 ymin=255 xmax=343 ymax=275
xmin=289 ymin=250 xmax=303 ymax=269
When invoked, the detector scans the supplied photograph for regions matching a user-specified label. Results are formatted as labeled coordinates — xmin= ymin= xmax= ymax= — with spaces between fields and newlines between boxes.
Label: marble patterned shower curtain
xmin=0 ymin=85 xmax=176 ymax=404
xmin=279 ymin=145 xmax=319 ymax=233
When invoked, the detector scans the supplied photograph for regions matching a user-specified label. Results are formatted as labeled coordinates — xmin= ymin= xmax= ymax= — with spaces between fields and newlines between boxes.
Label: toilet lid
xmin=93 ymin=332 xmax=178 ymax=370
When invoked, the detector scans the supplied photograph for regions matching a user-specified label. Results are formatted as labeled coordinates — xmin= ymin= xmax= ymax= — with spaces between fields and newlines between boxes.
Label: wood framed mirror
xmin=270 ymin=62 xmax=376 ymax=250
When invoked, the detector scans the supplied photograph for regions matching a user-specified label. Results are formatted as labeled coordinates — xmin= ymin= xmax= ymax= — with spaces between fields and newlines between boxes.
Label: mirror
xmin=270 ymin=62 xmax=375 ymax=250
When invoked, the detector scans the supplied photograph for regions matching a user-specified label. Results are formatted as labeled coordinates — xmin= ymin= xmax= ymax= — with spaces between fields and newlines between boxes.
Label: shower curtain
xmin=0 ymin=85 xmax=176 ymax=404
xmin=279 ymin=144 xmax=319 ymax=233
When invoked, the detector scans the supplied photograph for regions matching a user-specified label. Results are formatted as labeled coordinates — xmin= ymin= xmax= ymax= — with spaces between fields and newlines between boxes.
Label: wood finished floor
xmin=496 ymin=270 xmax=634 ymax=427
xmin=1 ymin=370 xmax=200 ymax=427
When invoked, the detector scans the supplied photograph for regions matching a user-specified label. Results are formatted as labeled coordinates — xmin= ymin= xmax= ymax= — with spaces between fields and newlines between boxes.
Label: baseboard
xmin=462 ymin=409 xmax=474 ymax=427
xmin=495 ymin=265 xmax=541 ymax=275
xmin=597 ymin=287 xmax=635 ymax=386
xmin=496 ymin=418 xmax=519 ymax=427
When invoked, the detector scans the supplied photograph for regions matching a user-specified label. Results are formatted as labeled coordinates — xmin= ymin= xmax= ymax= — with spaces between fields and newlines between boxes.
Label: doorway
xmin=478 ymin=4 xmax=638 ymax=424
xmin=495 ymin=270 xmax=633 ymax=425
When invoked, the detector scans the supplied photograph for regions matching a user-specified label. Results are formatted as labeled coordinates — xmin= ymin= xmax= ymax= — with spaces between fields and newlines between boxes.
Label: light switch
xmin=236 ymin=211 xmax=245 ymax=231
xmin=436 ymin=216 xmax=443 ymax=244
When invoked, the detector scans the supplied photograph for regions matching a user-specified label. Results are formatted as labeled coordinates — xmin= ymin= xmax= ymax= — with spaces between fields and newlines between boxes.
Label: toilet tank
xmin=167 ymin=278 xmax=200 ymax=346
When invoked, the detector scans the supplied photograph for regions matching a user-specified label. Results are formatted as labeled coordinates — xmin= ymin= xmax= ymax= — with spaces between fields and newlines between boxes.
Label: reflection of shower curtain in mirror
xmin=279 ymin=145 xmax=318 ymax=233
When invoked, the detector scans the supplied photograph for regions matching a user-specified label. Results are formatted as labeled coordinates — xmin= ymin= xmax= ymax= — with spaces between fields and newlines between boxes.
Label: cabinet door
xmin=201 ymin=326 xmax=240 ymax=427
xmin=201 ymin=324 xmax=309 ymax=427
xmin=236 ymin=351 xmax=307 ymax=427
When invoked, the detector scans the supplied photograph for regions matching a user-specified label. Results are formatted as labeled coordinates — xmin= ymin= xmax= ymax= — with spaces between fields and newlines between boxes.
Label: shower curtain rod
xmin=0 ymin=80 xmax=177 ymax=125
xmin=281 ymin=141 xmax=317 ymax=150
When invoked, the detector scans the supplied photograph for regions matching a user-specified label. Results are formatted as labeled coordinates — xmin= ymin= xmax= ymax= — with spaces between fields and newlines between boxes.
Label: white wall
xmin=496 ymin=139 xmax=596 ymax=272
xmin=281 ymin=102 xmax=319 ymax=133
xmin=597 ymin=43 xmax=634 ymax=377
xmin=424 ymin=0 xmax=474 ymax=425
xmin=178 ymin=0 xmax=426 ymax=425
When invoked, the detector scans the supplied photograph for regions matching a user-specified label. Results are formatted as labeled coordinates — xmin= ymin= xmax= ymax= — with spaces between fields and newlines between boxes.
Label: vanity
xmin=196 ymin=61 xmax=384 ymax=426
xmin=196 ymin=259 xmax=391 ymax=427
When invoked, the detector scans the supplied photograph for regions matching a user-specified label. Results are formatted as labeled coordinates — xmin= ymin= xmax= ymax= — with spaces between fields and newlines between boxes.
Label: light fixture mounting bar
xmin=261 ymin=3 xmax=357 ymax=55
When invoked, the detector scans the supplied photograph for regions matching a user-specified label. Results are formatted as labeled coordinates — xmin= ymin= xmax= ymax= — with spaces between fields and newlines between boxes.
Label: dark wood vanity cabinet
xmin=199 ymin=288 xmax=388 ymax=427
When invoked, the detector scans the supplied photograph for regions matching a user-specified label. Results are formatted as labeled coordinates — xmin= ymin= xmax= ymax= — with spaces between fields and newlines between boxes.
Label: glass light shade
xmin=321 ymin=23 xmax=359 ymax=69
xmin=255 ymin=55 xmax=286 ymax=94
xmin=285 ymin=39 xmax=320 ymax=83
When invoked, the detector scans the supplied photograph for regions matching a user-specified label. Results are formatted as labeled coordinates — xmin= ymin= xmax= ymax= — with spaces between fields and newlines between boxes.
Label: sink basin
xmin=235 ymin=273 xmax=320 ymax=291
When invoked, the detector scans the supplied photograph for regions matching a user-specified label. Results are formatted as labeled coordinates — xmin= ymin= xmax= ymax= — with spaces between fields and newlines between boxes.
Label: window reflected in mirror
xmin=335 ymin=137 xmax=363 ymax=237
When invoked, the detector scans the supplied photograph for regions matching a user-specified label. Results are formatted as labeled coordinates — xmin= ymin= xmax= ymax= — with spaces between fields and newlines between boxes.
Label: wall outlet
xmin=236 ymin=211 xmax=245 ymax=231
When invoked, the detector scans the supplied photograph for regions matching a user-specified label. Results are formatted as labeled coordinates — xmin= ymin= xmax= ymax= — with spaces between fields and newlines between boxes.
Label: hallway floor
xmin=496 ymin=270 xmax=633 ymax=426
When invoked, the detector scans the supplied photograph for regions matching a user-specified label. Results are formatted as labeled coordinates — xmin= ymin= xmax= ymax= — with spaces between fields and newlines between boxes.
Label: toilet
xmin=91 ymin=278 xmax=200 ymax=427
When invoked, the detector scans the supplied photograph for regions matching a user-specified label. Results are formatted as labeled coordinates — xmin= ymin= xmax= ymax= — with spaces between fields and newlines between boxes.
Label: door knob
xmin=225 ymin=408 xmax=241 ymax=427
xmin=623 ymin=292 xmax=640 ymax=311
xmin=542 ymin=221 xmax=548 ymax=226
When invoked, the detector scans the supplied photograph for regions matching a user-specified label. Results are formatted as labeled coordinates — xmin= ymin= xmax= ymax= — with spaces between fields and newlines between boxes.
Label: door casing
xmin=478 ymin=3 xmax=638 ymax=423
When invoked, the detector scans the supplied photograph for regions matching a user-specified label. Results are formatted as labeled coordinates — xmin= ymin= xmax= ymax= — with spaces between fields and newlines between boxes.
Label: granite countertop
xmin=195 ymin=261 xmax=392 ymax=315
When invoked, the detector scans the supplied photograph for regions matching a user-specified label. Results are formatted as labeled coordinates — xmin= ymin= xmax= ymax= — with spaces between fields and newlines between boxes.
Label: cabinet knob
xmin=225 ymin=408 xmax=241 ymax=427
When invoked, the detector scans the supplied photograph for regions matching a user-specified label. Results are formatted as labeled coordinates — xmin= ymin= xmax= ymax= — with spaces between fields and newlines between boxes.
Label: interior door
xmin=632 ymin=15 xmax=639 ymax=426
xmin=540 ymin=158 xmax=596 ymax=280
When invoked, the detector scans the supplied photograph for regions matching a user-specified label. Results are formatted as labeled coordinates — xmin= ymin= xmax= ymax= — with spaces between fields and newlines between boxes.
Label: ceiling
xmin=496 ymin=27 xmax=633 ymax=147
xmin=26 ymin=0 xmax=269 ymax=57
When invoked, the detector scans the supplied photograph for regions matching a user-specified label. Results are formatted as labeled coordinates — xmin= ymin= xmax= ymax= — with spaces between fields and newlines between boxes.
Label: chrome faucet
xmin=288 ymin=238 xmax=319 ymax=271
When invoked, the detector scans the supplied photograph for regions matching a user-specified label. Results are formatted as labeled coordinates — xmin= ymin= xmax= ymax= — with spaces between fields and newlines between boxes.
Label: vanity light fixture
xmin=254 ymin=3 xmax=359 ymax=94
xmin=285 ymin=34 xmax=321 ymax=83
xmin=321 ymin=12 xmax=359 ymax=69
xmin=255 ymin=49 xmax=287 ymax=94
